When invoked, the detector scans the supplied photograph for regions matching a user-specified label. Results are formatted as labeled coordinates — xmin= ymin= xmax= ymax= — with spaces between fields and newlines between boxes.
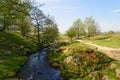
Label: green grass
xmin=60 ymin=41 xmax=93 ymax=51
xmin=83 ymin=33 xmax=120 ymax=48
xmin=0 ymin=31 xmax=37 ymax=54
xmin=0 ymin=31 xmax=37 ymax=79
xmin=0 ymin=56 xmax=27 ymax=78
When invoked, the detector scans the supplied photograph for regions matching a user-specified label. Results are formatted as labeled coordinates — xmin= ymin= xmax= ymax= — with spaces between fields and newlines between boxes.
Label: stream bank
xmin=17 ymin=48 xmax=61 ymax=80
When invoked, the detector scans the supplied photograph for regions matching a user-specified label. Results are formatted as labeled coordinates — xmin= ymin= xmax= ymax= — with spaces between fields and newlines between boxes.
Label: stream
xmin=17 ymin=48 xmax=61 ymax=80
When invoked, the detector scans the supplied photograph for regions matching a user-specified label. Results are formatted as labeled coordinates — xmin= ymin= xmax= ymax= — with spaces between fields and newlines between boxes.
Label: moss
xmin=104 ymin=69 xmax=116 ymax=79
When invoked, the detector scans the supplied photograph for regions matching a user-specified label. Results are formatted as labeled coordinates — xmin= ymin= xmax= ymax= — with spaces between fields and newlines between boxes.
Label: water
xmin=17 ymin=48 xmax=61 ymax=80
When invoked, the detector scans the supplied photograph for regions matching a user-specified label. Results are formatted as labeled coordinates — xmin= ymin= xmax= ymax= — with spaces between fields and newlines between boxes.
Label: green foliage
xmin=73 ymin=19 xmax=82 ymax=38
xmin=30 ymin=5 xmax=59 ymax=48
xmin=66 ymin=17 xmax=100 ymax=40
xmin=66 ymin=27 xmax=76 ymax=41
xmin=85 ymin=17 xmax=98 ymax=37
xmin=0 ymin=0 xmax=30 ymax=31
xmin=42 ymin=24 xmax=59 ymax=45
xmin=16 ymin=16 xmax=32 ymax=37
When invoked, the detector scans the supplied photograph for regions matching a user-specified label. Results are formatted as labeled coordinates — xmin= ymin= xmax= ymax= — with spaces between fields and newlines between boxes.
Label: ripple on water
xmin=17 ymin=48 xmax=61 ymax=80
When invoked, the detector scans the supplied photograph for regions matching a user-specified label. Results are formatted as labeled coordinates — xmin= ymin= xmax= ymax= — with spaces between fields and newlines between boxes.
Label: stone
xmin=5 ymin=51 xmax=11 ymax=56
xmin=63 ymin=48 xmax=69 ymax=53
xmin=102 ymin=75 xmax=110 ymax=80
xmin=110 ymin=63 xmax=117 ymax=69
xmin=64 ymin=56 xmax=73 ymax=63
xmin=89 ymin=71 xmax=98 ymax=77
xmin=116 ymin=69 xmax=120 ymax=78
xmin=20 ymin=45 xmax=24 ymax=49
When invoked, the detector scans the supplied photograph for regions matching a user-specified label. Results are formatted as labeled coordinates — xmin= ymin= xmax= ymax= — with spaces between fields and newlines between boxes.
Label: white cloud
xmin=112 ymin=9 xmax=120 ymax=13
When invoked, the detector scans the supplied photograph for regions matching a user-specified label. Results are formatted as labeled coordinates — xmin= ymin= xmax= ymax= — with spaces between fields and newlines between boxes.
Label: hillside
xmin=48 ymin=41 xmax=120 ymax=80
xmin=0 ymin=31 xmax=37 ymax=79
xmin=83 ymin=33 xmax=120 ymax=48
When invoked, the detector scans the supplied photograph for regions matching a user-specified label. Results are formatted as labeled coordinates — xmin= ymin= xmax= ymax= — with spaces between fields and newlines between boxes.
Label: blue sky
xmin=36 ymin=0 xmax=120 ymax=33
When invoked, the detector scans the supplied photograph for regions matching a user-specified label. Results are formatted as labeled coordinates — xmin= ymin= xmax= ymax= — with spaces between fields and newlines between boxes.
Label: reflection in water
xmin=18 ymin=48 xmax=61 ymax=80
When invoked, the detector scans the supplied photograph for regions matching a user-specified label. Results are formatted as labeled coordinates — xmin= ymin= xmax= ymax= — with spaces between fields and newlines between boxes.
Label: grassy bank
xmin=48 ymin=41 xmax=120 ymax=80
xmin=0 ymin=31 xmax=37 ymax=79
xmin=83 ymin=33 xmax=120 ymax=48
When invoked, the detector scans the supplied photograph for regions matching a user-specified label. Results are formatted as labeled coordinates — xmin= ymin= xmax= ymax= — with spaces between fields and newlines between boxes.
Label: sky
xmin=35 ymin=0 xmax=120 ymax=33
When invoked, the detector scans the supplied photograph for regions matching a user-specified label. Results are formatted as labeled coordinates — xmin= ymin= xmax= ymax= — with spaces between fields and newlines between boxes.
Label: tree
xmin=42 ymin=24 xmax=59 ymax=45
xmin=67 ymin=17 xmax=100 ymax=39
xmin=30 ymin=5 xmax=46 ymax=49
xmin=85 ymin=17 xmax=97 ymax=37
xmin=0 ymin=0 xmax=31 ymax=31
xmin=66 ymin=26 xmax=76 ymax=41
xmin=0 ymin=0 xmax=14 ymax=31
xmin=73 ymin=19 xmax=82 ymax=39
xmin=41 ymin=16 xmax=59 ymax=45
xmin=17 ymin=17 xmax=31 ymax=37
xmin=79 ymin=22 xmax=86 ymax=36
xmin=14 ymin=0 xmax=32 ymax=36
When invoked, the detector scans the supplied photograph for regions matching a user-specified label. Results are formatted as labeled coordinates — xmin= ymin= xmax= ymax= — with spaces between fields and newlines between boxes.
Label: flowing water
xmin=17 ymin=48 xmax=61 ymax=80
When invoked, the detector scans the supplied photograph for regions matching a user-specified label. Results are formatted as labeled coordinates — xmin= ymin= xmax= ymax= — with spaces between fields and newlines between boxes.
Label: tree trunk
xmin=37 ymin=27 xmax=41 ymax=49
xmin=3 ymin=24 xmax=6 ymax=31
xmin=3 ymin=14 xmax=7 ymax=31
xmin=71 ymin=37 xmax=72 ymax=42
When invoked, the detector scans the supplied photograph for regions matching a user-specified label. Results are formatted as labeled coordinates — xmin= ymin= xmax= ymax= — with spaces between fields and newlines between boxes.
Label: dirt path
xmin=77 ymin=40 xmax=120 ymax=61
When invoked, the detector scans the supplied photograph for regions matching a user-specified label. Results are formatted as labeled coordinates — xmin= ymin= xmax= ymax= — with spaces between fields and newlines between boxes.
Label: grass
xmin=48 ymin=42 xmax=120 ymax=79
xmin=0 ymin=31 xmax=37 ymax=79
xmin=0 ymin=31 xmax=37 ymax=54
xmin=60 ymin=41 xmax=92 ymax=51
xmin=83 ymin=33 xmax=120 ymax=48
xmin=0 ymin=56 xmax=27 ymax=78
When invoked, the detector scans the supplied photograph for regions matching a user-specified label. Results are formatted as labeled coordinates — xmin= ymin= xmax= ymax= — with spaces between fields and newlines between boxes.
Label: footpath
xmin=77 ymin=40 xmax=120 ymax=61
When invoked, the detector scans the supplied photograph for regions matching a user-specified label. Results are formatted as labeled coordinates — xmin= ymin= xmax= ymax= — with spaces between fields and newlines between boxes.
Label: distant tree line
xmin=0 ymin=0 xmax=59 ymax=49
xmin=66 ymin=17 xmax=100 ymax=40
